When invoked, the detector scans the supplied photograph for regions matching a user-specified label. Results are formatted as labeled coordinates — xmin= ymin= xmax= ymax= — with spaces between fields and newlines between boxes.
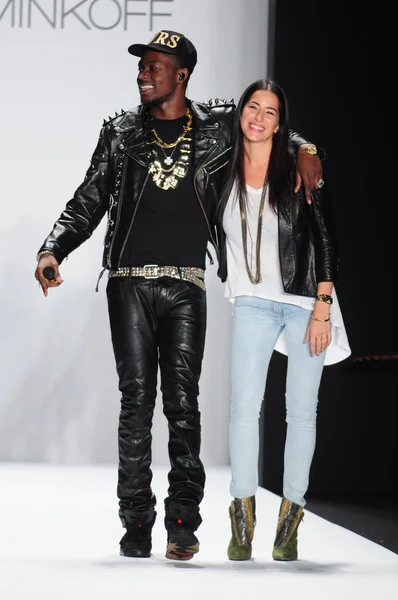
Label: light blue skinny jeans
xmin=229 ymin=296 xmax=326 ymax=507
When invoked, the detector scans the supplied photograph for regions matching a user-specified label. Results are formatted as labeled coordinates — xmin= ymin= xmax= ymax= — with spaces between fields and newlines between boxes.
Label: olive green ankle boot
xmin=272 ymin=498 xmax=304 ymax=561
xmin=227 ymin=496 xmax=256 ymax=561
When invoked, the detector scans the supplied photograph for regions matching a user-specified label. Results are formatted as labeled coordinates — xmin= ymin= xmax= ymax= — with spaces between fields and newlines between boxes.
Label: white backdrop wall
xmin=0 ymin=0 xmax=269 ymax=465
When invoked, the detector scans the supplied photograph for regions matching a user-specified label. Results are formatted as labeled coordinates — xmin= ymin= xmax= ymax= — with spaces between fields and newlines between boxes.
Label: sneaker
xmin=120 ymin=518 xmax=154 ymax=558
xmin=166 ymin=520 xmax=200 ymax=561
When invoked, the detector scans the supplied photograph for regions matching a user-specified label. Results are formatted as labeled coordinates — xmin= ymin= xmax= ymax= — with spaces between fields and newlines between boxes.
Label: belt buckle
xmin=143 ymin=264 xmax=159 ymax=279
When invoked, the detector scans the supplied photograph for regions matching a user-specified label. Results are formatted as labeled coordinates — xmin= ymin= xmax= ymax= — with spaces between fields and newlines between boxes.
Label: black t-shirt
xmin=121 ymin=116 xmax=209 ymax=270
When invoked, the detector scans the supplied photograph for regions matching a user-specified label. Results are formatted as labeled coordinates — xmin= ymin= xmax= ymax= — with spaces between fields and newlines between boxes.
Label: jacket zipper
xmin=103 ymin=193 xmax=116 ymax=255
xmin=193 ymin=141 xmax=219 ymax=253
xmin=210 ymin=147 xmax=231 ymax=215
xmin=94 ymin=192 xmax=118 ymax=290
xmin=106 ymin=156 xmax=129 ymax=268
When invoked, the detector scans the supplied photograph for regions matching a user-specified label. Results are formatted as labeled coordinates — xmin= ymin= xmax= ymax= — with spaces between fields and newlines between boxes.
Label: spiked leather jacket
xmin=38 ymin=99 xmax=236 ymax=270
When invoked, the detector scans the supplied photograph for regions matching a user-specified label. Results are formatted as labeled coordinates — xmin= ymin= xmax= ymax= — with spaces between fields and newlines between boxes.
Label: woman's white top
xmin=222 ymin=183 xmax=351 ymax=365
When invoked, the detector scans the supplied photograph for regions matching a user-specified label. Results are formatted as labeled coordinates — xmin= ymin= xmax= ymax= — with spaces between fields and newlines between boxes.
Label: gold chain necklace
xmin=147 ymin=140 xmax=192 ymax=189
xmin=145 ymin=108 xmax=193 ymax=190
xmin=149 ymin=107 xmax=193 ymax=149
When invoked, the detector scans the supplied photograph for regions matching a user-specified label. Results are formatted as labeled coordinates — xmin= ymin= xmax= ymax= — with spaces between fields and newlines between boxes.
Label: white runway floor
xmin=1 ymin=464 xmax=397 ymax=600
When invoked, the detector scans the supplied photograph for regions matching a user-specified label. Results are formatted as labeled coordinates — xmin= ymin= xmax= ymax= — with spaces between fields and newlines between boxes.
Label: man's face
xmin=137 ymin=50 xmax=180 ymax=106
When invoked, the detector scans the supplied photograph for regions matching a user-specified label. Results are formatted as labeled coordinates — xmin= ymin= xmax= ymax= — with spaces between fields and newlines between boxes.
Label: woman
xmin=217 ymin=79 xmax=351 ymax=561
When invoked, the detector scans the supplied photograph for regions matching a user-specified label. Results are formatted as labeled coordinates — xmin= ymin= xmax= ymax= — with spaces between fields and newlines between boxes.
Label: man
xmin=35 ymin=30 xmax=322 ymax=561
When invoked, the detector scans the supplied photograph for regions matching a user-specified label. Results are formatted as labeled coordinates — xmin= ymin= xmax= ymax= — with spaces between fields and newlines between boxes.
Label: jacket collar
xmin=113 ymin=105 xmax=147 ymax=164
xmin=189 ymin=100 xmax=220 ymax=137
xmin=114 ymin=99 xmax=220 ymax=164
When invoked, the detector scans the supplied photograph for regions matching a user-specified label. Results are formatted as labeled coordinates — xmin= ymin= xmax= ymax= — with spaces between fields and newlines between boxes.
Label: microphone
xmin=43 ymin=266 xmax=55 ymax=280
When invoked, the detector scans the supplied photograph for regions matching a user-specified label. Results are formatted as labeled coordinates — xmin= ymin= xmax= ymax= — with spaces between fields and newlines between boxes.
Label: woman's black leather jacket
xmin=217 ymin=177 xmax=338 ymax=297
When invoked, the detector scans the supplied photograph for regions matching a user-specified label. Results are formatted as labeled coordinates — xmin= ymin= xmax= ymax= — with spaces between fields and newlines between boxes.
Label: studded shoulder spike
xmin=102 ymin=110 xmax=127 ymax=127
xmin=204 ymin=97 xmax=235 ymax=109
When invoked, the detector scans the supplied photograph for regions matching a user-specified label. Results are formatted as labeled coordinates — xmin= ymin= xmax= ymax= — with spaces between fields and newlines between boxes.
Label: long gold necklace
xmin=240 ymin=180 xmax=269 ymax=284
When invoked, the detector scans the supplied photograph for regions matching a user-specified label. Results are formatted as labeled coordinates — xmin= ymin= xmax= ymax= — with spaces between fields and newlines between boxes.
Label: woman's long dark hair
xmin=217 ymin=78 xmax=295 ymax=222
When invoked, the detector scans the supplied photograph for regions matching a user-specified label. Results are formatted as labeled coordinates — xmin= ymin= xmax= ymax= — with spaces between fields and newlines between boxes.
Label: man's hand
xmin=295 ymin=151 xmax=323 ymax=204
xmin=35 ymin=255 xmax=63 ymax=297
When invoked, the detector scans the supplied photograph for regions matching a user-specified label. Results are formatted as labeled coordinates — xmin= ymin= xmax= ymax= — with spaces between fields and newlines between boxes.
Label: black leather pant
xmin=107 ymin=277 xmax=207 ymax=526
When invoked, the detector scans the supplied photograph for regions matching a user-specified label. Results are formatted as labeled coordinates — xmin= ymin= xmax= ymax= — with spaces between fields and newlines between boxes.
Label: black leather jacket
xmin=217 ymin=176 xmax=338 ymax=297
xmin=39 ymin=99 xmax=234 ymax=268
xmin=38 ymin=99 xmax=311 ymax=273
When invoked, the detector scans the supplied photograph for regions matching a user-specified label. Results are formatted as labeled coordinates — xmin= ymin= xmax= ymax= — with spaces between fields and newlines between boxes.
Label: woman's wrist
xmin=311 ymin=314 xmax=330 ymax=323
xmin=312 ymin=304 xmax=330 ymax=321
xmin=313 ymin=291 xmax=333 ymax=319
xmin=313 ymin=302 xmax=330 ymax=314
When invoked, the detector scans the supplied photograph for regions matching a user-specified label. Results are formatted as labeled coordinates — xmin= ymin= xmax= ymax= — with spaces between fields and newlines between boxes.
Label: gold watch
xmin=298 ymin=145 xmax=317 ymax=155
xmin=315 ymin=294 xmax=333 ymax=305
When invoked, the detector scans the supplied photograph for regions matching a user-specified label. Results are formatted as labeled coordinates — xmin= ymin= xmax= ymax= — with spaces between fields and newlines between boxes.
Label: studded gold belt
xmin=108 ymin=265 xmax=206 ymax=291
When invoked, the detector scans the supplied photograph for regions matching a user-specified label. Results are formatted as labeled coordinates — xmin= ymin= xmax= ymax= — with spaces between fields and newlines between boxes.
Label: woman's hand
xmin=304 ymin=314 xmax=332 ymax=356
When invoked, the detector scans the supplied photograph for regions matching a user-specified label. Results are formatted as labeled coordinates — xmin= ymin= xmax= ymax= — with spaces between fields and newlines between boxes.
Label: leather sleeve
xmin=288 ymin=129 xmax=312 ymax=147
xmin=309 ymin=182 xmax=339 ymax=283
xmin=37 ymin=125 xmax=110 ymax=264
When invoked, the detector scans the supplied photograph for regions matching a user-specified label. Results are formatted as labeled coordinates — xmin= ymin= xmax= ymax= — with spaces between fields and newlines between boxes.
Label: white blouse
xmin=222 ymin=183 xmax=351 ymax=365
